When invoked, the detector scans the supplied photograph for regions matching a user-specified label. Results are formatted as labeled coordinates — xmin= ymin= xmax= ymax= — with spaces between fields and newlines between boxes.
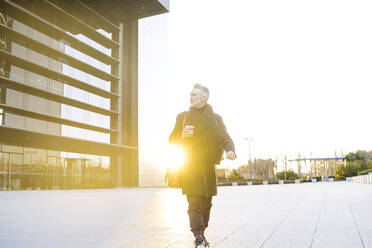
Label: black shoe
xmin=195 ymin=234 xmax=204 ymax=248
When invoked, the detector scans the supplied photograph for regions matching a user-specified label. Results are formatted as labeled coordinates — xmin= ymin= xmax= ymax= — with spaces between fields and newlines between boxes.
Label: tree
xmin=229 ymin=169 xmax=243 ymax=180
xmin=340 ymin=150 xmax=372 ymax=178
xmin=345 ymin=150 xmax=372 ymax=162
xmin=352 ymin=160 xmax=367 ymax=171
xmin=366 ymin=160 xmax=372 ymax=169
xmin=336 ymin=161 xmax=362 ymax=179
xmin=276 ymin=169 xmax=299 ymax=180
xmin=336 ymin=165 xmax=346 ymax=179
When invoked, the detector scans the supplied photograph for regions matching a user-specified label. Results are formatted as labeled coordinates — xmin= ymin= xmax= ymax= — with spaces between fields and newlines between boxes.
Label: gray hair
xmin=193 ymin=84 xmax=209 ymax=99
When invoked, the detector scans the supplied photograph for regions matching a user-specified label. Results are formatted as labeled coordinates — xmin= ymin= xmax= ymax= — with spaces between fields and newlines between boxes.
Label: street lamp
xmin=284 ymin=155 xmax=287 ymax=181
xmin=244 ymin=138 xmax=254 ymax=179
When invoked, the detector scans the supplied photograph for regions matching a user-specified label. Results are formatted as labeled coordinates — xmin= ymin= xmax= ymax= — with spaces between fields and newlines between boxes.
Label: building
xmin=238 ymin=158 xmax=276 ymax=180
xmin=215 ymin=168 xmax=228 ymax=183
xmin=288 ymin=157 xmax=346 ymax=179
xmin=0 ymin=0 xmax=169 ymax=190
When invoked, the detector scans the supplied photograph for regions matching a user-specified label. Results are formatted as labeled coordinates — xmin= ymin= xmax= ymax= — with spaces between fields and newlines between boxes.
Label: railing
xmin=347 ymin=173 xmax=372 ymax=184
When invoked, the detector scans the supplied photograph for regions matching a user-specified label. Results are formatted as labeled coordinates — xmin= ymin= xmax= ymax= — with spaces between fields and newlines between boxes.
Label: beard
xmin=190 ymin=98 xmax=205 ymax=108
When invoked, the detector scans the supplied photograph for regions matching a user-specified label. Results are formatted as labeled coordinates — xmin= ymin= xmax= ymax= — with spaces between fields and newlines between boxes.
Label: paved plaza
xmin=0 ymin=182 xmax=371 ymax=248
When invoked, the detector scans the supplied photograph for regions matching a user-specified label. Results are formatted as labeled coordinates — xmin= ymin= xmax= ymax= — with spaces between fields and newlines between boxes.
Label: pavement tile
xmin=0 ymin=182 xmax=371 ymax=248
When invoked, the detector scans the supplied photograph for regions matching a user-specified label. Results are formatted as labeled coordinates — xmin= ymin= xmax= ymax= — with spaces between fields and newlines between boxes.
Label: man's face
xmin=190 ymin=88 xmax=207 ymax=108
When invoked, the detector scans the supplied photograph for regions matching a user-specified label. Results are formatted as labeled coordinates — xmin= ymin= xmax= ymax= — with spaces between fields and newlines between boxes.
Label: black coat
xmin=169 ymin=104 xmax=235 ymax=196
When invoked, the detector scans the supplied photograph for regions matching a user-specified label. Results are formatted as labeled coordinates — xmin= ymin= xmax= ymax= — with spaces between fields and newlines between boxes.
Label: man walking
xmin=169 ymin=84 xmax=236 ymax=248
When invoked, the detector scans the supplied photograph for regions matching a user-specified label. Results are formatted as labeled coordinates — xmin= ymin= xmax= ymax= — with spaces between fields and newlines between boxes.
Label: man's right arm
xmin=169 ymin=113 xmax=184 ymax=145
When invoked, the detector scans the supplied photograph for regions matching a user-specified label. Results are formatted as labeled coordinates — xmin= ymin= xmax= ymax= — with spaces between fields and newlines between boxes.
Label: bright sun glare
xmin=165 ymin=145 xmax=185 ymax=169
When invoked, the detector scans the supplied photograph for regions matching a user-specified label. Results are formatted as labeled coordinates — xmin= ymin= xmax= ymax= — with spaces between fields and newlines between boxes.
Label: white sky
xmin=163 ymin=0 xmax=372 ymax=169
xmin=139 ymin=0 xmax=372 ymax=172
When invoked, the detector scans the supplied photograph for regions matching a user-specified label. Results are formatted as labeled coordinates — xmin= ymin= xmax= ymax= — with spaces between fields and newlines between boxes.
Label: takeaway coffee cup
xmin=183 ymin=125 xmax=194 ymax=138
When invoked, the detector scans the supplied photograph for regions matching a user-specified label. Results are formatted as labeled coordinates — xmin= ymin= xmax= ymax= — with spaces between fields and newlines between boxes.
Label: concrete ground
xmin=0 ymin=182 xmax=371 ymax=248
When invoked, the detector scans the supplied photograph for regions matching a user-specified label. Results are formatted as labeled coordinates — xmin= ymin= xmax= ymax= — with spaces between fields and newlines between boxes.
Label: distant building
xmin=238 ymin=165 xmax=250 ymax=179
xmin=238 ymin=159 xmax=276 ymax=179
xmin=216 ymin=168 xmax=228 ymax=178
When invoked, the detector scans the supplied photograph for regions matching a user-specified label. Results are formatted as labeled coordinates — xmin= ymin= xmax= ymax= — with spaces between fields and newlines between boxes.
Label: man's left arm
xmin=216 ymin=115 xmax=236 ymax=160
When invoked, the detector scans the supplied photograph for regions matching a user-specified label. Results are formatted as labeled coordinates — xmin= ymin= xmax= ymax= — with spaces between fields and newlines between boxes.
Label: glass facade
xmin=0 ymin=148 xmax=111 ymax=190
xmin=0 ymin=0 xmax=170 ymax=189
xmin=0 ymin=14 xmax=113 ymax=189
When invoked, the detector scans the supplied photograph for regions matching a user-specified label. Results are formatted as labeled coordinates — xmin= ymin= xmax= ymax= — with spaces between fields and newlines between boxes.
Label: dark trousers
xmin=187 ymin=195 xmax=212 ymax=237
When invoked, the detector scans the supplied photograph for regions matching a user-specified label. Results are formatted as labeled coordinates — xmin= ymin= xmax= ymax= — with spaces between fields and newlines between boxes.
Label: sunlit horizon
xmin=139 ymin=0 xmax=372 ymax=179
xmin=164 ymin=145 xmax=185 ymax=170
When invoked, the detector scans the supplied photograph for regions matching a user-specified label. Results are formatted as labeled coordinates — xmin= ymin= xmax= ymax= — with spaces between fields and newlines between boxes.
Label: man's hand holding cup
xmin=226 ymin=151 xmax=237 ymax=160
